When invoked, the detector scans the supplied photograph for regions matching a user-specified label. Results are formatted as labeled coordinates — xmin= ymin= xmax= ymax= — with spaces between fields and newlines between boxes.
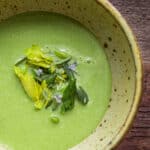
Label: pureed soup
xmin=0 ymin=12 xmax=111 ymax=150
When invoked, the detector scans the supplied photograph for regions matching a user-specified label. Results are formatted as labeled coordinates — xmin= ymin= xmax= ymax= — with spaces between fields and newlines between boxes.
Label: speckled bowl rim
xmin=96 ymin=0 xmax=143 ymax=149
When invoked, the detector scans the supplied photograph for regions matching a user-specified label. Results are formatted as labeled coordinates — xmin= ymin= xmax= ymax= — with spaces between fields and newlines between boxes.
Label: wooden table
xmin=109 ymin=0 xmax=150 ymax=149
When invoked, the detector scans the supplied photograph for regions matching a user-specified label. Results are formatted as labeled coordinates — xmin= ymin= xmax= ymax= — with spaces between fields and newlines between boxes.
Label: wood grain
xmin=109 ymin=0 xmax=150 ymax=149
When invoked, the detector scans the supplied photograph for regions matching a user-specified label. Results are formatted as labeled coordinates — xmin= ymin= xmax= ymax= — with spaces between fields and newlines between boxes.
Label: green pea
xmin=50 ymin=115 xmax=60 ymax=124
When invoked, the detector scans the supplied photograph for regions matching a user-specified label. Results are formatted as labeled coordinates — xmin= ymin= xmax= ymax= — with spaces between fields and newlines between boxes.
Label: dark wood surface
xmin=109 ymin=0 xmax=150 ymax=149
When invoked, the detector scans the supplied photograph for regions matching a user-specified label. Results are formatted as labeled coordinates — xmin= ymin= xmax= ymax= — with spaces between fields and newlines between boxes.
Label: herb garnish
xmin=14 ymin=45 xmax=89 ymax=123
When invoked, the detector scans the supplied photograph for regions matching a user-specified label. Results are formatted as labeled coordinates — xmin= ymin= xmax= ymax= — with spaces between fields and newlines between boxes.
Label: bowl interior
xmin=0 ymin=0 xmax=142 ymax=149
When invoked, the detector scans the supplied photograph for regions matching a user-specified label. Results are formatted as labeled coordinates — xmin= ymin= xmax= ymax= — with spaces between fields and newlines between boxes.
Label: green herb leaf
xmin=55 ymin=56 xmax=72 ymax=65
xmin=15 ymin=56 xmax=27 ymax=66
xmin=54 ymin=50 xmax=69 ymax=59
xmin=45 ymin=100 xmax=53 ymax=109
xmin=41 ymin=74 xmax=57 ymax=86
xmin=77 ymin=86 xmax=89 ymax=105
xmin=61 ymin=78 xmax=76 ymax=113
xmin=14 ymin=45 xmax=90 ymax=124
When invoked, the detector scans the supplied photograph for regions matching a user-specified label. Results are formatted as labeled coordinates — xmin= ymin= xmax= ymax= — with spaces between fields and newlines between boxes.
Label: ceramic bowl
xmin=0 ymin=0 xmax=142 ymax=149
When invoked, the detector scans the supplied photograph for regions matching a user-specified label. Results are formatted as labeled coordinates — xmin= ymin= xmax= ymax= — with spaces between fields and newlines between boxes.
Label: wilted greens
xmin=14 ymin=45 xmax=89 ymax=123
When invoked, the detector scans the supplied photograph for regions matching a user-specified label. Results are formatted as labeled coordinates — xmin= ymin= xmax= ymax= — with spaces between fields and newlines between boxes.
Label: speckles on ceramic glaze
xmin=100 ymin=138 xmax=103 ymax=141
xmin=13 ymin=5 xmax=18 ymax=10
xmin=99 ymin=123 xmax=102 ymax=127
xmin=123 ymin=50 xmax=126 ymax=54
xmin=78 ymin=6 xmax=87 ymax=13
xmin=119 ymin=59 xmax=123 ymax=62
xmin=108 ymin=141 xmax=112 ymax=146
xmin=111 ymin=53 xmax=114 ymax=56
xmin=83 ymin=7 xmax=87 ymax=11
xmin=62 ymin=1 xmax=71 ymax=9
xmin=65 ymin=1 xmax=69 ymax=5
xmin=108 ymin=104 xmax=111 ymax=108
xmin=104 ymin=42 xmax=108 ymax=48
xmin=53 ymin=2 xmax=57 ymax=5
xmin=67 ymin=5 xmax=71 ymax=9
xmin=114 ymin=88 xmax=117 ymax=92
xmin=104 ymin=38 xmax=112 ymax=49
xmin=114 ymin=58 xmax=117 ymax=61
xmin=104 ymin=120 xmax=107 ymax=123
xmin=113 ymin=49 xmax=117 ymax=53
xmin=113 ymin=23 xmax=118 ymax=28
xmin=86 ymin=20 xmax=90 ymax=25
xmin=108 ymin=36 xmax=112 ymax=42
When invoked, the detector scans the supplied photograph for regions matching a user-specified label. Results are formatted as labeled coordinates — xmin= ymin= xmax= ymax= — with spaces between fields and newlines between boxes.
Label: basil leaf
xmin=77 ymin=86 xmax=89 ymax=105
xmin=45 ymin=74 xmax=57 ymax=85
xmin=61 ymin=78 xmax=76 ymax=113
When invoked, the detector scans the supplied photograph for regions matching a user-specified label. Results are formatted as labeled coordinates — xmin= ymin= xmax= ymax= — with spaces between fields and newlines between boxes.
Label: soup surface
xmin=0 ymin=12 xmax=111 ymax=150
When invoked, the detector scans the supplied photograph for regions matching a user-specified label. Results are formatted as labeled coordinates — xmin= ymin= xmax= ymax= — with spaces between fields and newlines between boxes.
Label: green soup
xmin=0 ymin=12 xmax=111 ymax=150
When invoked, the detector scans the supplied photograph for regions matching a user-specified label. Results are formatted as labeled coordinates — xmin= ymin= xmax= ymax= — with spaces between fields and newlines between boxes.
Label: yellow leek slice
xmin=14 ymin=66 xmax=42 ymax=102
